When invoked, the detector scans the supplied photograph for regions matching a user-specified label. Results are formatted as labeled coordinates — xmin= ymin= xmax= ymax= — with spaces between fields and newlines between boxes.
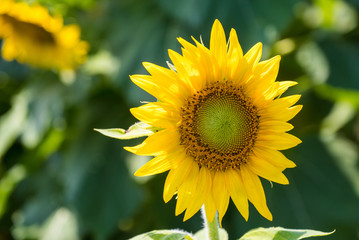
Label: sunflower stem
xmin=201 ymin=206 xmax=220 ymax=240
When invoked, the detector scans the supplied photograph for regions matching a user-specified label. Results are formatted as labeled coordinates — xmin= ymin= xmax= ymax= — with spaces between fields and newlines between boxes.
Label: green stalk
xmin=201 ymin=206 xmax=220 ymax=240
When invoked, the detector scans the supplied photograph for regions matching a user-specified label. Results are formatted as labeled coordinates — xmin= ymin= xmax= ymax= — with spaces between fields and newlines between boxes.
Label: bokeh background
xmin=1 ymin=0 xmax=359 ymax=239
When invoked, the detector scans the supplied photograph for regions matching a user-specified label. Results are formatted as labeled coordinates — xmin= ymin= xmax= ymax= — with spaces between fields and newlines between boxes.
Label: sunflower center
xmin=197 ymin=94 xmax=252 ymax=151
xmin=179 ymin=81 xmax=259 ymax=171
xmin=1 ymin=14 xmax=56 ymax=45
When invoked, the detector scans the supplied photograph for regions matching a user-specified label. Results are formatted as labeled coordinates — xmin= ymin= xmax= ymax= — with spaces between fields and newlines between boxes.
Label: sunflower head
xmin=125 ymin=19 xmax=302 ymax=224
xmin=0 ymin=0 xmax=88 ymax=70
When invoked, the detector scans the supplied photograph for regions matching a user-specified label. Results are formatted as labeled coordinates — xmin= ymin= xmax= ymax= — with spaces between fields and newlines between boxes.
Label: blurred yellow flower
xmin=0 ymin=0 xmax=88 ymax=70
xmin=126 ymin=20 xmax=302 ymax=224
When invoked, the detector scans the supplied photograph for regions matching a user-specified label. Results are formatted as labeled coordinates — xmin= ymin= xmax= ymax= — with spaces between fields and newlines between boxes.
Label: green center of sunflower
xmin=196 ymin=95 xmax=252 ymax=152
xmin=179 ymin=81 xmax=259 ymax=171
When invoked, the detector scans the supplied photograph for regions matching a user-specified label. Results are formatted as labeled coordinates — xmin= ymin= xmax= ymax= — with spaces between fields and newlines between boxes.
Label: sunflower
xmin=126 ymin=20 xmax=302 ymax=224
xmin=0 ymin=0 xmax=88 ymax=70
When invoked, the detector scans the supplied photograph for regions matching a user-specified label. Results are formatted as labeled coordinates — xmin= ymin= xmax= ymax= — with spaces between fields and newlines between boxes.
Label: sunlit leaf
xmin=129 ymin=230 xmax=193 ymax=240
xmin=194 ymin=228 xmax=228 ymax=240
xmin=95 ymin=122 xmax=157 ymax=140
xmin=239 ymin=227 xmax=334 ymax=240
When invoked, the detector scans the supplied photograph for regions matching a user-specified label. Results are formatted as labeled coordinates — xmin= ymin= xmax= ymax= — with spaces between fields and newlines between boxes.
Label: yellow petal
xmin=244 ymin=42 xmax=262 ymax=71
xmin=260 ymin=105 xmax=302 ymax=122
xmin=224 ymin=169 xmax=249 ymax=221
xmin=246 ymin=56 xmax=281 ymax=104
xmin=240 ymin=167 xmax=273 ymax=221
xmin=204 ymin=194 xmax=217 ymax=223
xmin=212 ymin=171 xmax=230 ymax=225
xmin=163 ymin=155 xmax=193 ymax=203
xmin=134 ymin=154 xmax=169 ymax=177
xmin=259 ymin=120 xmax=294 ymax=133
xmin=168 ymin=48 xmax=202 ymax=92
xmin=134 ymin=148 xmax=185 ymax=177
xmin=228 ymin=28 xmax=243 ymax=60
xmin=175 ymin=163 xmax=200 ymax=216
xmin=247 ymin=155 xmax=289 ymax=185
xmin=273 ymin=81 xmax=298 ymax=98
xmin=130 ymin=74 xmax=182 ymax=106
xmin=177 ymin=37 xmax=198 ymax=58
xmin=210 ymin=19 xmax=227 ymax=66
xmin=124 ymin=128 xmax=179 ymax=156
xmin=260 ymin=83 xmax=280 ymax=103
xmin=189 ymin=37 xmax=218 ymax=84
xmin=252 ymin=146 xmax=296 ymax=169
xmin=183 ymin=167 xmax=212 ymax=221
xmin=178 ymin=40 xmax=207 ymax=89
xmin=227 ymin=29 xmax=247 ymax=83
xmin=143 ymin=62 xmax=191 ymax=100
xmin=130 ymin=102 xmax=180 ymax=129
xmin=259 ymin=95 xmax=301 ymax=115
xmin=256 ymin=132 xmax=302 ymax=150
xmin=255 ymin=55 xmax=281 ymax=84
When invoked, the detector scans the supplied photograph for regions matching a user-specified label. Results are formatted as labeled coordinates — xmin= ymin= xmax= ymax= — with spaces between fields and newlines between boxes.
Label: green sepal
xmin=129 ymin=229 xmax=194 ymax=240
xmin=194 ymin=228 xmax=228 ymax=240
xmin=94 ymin=122 xmax=160 ymax=140
xmin=239 ymin=227 xmax=335 ymax=240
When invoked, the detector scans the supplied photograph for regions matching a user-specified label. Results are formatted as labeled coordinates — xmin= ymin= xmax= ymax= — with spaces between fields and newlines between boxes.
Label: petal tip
xmin=273 ymin=55 xmax=281 ymax=61
xmin=213 ymin=19 xmax=222 ymax=27
xmin=254 ymin=42 xmax=263 ymax=50
xmin=123 ymin=146 xmax=135 ymax=153
xmin=163 ymin=194 xmax=172 ymax=203
xmin=133 ymin=169 xmax=143 ymax=177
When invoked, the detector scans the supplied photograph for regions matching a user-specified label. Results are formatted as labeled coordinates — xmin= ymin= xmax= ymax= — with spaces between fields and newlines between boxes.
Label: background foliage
xmin=1 ymin=0 xmax=359 ymax=239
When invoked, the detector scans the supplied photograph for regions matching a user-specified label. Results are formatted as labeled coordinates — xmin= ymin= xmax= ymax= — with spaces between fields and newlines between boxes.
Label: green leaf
xmin=129 ymin=230 xmax=194 ymax=240
xmin=0 ymin=165 xmax=27 ymax=218
xmin=194 ymin=228 xmax=228 ymax=240
xmin=315 ymin=84 xmax=359 ymax=108
xmin=239 ymin=227 xmax=334 ymax=240
xmin=154 ymin=0 xmax=211 ymax=27
xmin=95 ymin=122 xmax=157 ymax=140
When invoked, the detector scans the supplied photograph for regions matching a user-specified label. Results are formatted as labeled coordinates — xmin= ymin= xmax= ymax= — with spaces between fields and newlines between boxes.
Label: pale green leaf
xmin=95 ymin=122 xmax=157 ymax=140
xmin=194 ymin=228 xmax=228 ymax=240
xmin=239 ymin=227 xmax=334 ymax=240
xmin=296 ymin=42 xmax=329 ymax=85
xmin=129 ymin=230 xmax=194 ymax=240
xmin=83 ymin=50 xmax=120 ymax=77
xmin=40 ymin=208 xmax=79 ymax=240
xmin=0 ymin=90 xmax=28 ymax=158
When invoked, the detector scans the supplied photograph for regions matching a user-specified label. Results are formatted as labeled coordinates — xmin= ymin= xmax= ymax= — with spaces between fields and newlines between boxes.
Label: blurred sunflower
xmin=0 ymin=0 xmax=88 ymax=70
xmin=126 ymin=20 xmax=302 ymax=224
